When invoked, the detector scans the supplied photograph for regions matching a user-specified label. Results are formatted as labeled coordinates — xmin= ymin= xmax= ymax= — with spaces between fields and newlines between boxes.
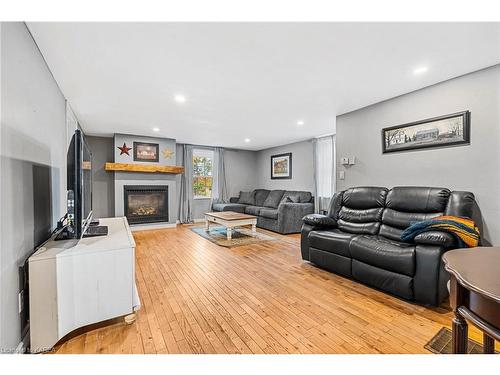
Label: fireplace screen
xmin=124 ymin=185 xmax=168 ymax=225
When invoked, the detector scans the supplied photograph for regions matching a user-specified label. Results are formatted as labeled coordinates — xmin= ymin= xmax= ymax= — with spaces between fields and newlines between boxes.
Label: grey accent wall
xmin=224 ymin=149 xmax=259 ymax=198
xmin=336 ymin=64 xmax=500 ymax=245
xmin=255 ymin=140 xmax=315 ymax=192
xmin=113 ymin=134 xmax=178 ymax=224
xmin=114 ymin=133 xmax=176 ymax=166
xmin=86 ymin=136 xmax=114 ymax=219
xmin=1 ymin=23 xmax=67 ymax=351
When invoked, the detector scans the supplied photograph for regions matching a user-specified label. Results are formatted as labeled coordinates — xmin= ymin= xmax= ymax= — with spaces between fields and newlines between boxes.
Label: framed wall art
xmin=133 ymin=141 xmax=160 ymax=162
xmin=271 ymin=152 xmax=292 ymax=179
xmin=382 ymin=111 xmax=470 ymax=154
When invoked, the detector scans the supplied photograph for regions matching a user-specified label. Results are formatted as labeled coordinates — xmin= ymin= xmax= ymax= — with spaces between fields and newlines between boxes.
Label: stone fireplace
xmin=124 ymin=185 xmax=169 ymax=225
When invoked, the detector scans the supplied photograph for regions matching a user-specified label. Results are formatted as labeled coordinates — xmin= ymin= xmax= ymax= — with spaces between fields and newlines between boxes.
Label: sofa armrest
xmin=277 ymin=202 xmax=314 ymax=234
xmin=413 ymin=230 xmax=457 ymax=248
xmin=302 ymin=214 xmax=337 ymax=228
xmin=229 ymin=197 xmax=239 ymax=203
xmin=413 ymin=244 xmax=451 ymax=306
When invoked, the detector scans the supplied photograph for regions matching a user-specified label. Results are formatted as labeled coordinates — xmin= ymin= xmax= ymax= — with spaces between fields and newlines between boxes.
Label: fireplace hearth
xmin=124 ymin=185 xmax=168 ymax=225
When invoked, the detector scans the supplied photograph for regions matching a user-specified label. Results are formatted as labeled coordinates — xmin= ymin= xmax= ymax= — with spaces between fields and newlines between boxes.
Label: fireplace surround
xmin=124 ymin=185 xmax=169 ymax=225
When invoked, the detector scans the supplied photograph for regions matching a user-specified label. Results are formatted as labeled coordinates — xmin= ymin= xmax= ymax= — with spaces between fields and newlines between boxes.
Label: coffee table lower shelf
xmin=204 ymin=212 xmax=258 ymax=241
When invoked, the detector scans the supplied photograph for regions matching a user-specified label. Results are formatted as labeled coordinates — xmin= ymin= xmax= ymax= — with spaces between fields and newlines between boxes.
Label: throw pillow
xmin=237 ymin=191 xmax=255 ymax=205
xmin=263 ymin=190 xmax=285 ymax=208
xmin=280 ymin=194 xmax=300 ymax=204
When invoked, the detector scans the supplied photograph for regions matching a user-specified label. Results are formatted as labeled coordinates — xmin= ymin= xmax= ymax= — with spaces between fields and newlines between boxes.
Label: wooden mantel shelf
xmin=105 ymin=162 xmax=184 ymax=174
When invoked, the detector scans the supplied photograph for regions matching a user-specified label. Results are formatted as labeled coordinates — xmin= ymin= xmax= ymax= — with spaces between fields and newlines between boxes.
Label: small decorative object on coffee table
xmin=205 ymin=211 xmax=257 ymax=241
xmin=443 ymin=247 xmax=500 ymax=354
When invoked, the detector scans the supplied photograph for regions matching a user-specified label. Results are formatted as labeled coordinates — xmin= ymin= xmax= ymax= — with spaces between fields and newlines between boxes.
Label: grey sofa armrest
xmin=413 ymin=230 xmax=457 ymax=248
xmin=302 ymin=214 xmax=337 ymax=228
xmin=229 ymin=197 xmax=239 ymax=203
xmin=278 ymin=202 xmax=314 ymax=234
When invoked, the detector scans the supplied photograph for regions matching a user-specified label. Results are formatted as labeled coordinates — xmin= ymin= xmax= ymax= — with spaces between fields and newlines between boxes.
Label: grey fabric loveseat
xmin=212 ymin=189 xmax=314 ymax=234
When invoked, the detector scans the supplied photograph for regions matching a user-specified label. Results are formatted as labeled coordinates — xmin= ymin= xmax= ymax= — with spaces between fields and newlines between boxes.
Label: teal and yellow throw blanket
xmin=401 ymin=215 xmax=480 ymax=248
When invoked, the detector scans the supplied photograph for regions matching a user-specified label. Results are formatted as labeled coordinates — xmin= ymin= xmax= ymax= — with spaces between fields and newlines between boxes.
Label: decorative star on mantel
xmin=162 ymin=149 xmax=174 ymax=159
xmin=118 ymin=142 xmax=132 ymax=156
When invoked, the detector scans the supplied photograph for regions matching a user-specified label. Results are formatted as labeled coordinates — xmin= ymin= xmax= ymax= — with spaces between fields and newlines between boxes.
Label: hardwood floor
xmin=52 ymin=224 xmax=491 ymax=354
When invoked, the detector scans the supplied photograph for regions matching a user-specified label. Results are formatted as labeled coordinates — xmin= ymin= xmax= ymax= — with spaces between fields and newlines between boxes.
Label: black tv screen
xmin=67 ymin=129 xmax=93 ymax=238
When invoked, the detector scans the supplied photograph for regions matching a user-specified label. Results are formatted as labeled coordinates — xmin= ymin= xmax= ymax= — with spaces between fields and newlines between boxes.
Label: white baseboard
xmin=129 ymin=222 xmax=177 ymax=232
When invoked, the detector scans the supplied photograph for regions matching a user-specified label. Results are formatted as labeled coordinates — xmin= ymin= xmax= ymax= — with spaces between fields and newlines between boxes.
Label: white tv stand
xmin=28 ymin=217 xmax=140 ymax=353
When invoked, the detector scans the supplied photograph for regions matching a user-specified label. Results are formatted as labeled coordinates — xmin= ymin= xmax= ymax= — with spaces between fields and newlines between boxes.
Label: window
xmin=193 ymin=149 xmax=214 ymax=199
xmin=313 ymin=135 xmax=336 ymax=211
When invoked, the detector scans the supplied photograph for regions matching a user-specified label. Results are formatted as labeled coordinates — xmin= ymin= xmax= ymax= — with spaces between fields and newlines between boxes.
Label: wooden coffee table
xmin=204 ymin=211 xmax=257 ymax=240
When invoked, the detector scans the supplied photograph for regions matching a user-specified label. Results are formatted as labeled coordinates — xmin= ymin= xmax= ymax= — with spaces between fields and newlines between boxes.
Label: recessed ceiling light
xmin=152 ymin=127 xmax=160 ymax=132
xmin=297 ymin=120 xmax=305 ymax=126
xmin=413 ymin=66 xmax=428 ymax=75
xmin=174 ymin=94 xmax=186 ymax=103
xmin=244 ymin=138 xmax=251 ymax=143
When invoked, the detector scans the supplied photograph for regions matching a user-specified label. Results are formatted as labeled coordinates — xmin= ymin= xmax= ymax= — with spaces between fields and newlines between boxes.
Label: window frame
xmin=192 ymin=148 xmax=214 ymax=200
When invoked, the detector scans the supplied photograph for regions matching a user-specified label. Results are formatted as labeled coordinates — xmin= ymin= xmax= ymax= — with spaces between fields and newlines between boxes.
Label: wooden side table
xmin=443 ymin=247 xmax=500 ymax=354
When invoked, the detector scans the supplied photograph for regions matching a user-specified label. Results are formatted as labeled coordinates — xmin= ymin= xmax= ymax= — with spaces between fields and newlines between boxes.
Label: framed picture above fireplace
xmin=133 ymin=141 xmax=160 ymax=162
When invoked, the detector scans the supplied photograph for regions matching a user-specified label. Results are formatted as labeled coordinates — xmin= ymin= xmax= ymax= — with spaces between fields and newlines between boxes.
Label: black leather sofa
xmin=300 ymin=186 xmax=476 ymax=306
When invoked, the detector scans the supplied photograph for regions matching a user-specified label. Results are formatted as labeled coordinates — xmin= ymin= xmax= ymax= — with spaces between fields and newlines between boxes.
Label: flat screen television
xmin=67 ymin=129 xmax=93 ymax=238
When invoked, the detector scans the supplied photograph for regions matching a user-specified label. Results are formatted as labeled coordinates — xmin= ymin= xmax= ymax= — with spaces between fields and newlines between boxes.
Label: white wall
xmin=336 ymin=64 xmax=500 ymax=245
xmin=1 ymin=22 xmax=68 ymax=351
xmin=255 ymin=140 xmax=315 ymax=192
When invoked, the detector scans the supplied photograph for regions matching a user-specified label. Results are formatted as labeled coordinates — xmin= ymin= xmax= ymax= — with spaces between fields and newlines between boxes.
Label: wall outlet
xmin=339 ymin=171 xmax=345 ymax=180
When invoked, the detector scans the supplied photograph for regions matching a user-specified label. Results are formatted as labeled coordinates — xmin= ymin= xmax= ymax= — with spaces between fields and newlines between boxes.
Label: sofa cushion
xmin=336 ymin=187 xmax=387 ymax=235
xmin=280 ymin=193 xmax=300 ymax=204
xmin=338 ymin=207 xmax=384 ymax=223
xmin=350 ymin=235 xmax=416 ymax=277
xmin=282 ymin=190 xmax=312 ymax=203
xmin=379 ymin=209 xmax=442 ymax=241
xmin=260 ymin=208 xmax=279 ymax=220
xmin=382 ymin=209 xmax=442 ymax=229
xmin=212 ymin=203 xmax=247 ymax=214
xmin=237 ymin=191 xmax=255 ymax=205
xmin=309 ymin=229 xmax=358 ymax=257
xmin=385 ymin=186 xmax=450 ymax=213
xmin=380 ymin=187 xmax=449 ymax=241
xmin=263 ymin=190 xmax=285 ymax=208
xmin=245 ymin=205 xmax=263 ymax=216
xmin=337 ymin=220 xmax=381 ymax=235
xmin=254 ymin=189 xmax=270 ymax=206
xmin=352 ymin=260 xmax=413 ymax=300
xmin=342 ymin=187 xmax=388 ymax=209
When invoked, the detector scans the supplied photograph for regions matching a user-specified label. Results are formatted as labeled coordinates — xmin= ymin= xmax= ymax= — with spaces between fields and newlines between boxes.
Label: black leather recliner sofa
xmin=300 ymin=186 xmax=476 ymax=306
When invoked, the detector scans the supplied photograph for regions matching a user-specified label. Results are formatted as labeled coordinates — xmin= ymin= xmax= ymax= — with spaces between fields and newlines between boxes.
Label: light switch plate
xmin=339 ymin=171 xmax=345 ymax=180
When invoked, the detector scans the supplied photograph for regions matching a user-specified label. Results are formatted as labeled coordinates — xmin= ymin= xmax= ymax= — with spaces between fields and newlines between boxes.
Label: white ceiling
xmin=28 ymin=22 xmax=500 ymax=150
